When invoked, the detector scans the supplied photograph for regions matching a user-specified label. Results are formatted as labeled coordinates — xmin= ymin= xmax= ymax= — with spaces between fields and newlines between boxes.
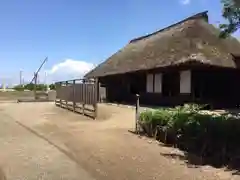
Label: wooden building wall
xmin=99 ymin=65 xmax=240 ymax=108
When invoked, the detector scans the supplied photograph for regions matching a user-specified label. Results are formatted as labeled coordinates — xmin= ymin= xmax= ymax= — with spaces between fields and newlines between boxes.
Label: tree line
xmin=13 ymin=83 xmax=56 ymax=91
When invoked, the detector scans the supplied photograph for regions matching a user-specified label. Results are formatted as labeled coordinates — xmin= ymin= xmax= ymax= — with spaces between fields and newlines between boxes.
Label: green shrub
xmin=49 ymin=83 xmax=56 ymax=90
xmin=139 ymin=109 xmax=153 ymax=124
xmin=139 ymin=103 xmax=240 ymax=164
xmin=13 ymin=85 xmax=25 ymax=91
xmin=24 ymin=83 xmax=35 ymax=91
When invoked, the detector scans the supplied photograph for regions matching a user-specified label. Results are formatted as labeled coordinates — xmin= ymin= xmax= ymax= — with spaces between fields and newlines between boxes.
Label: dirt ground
xmin=0 ymin=91 xmax=34 ymax=101
xmin=0 ymin=102 xmax=239 ymax=180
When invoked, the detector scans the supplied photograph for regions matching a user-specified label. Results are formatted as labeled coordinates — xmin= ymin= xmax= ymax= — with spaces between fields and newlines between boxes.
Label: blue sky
xmin=0 ymin=0 xmax=238 ymax=85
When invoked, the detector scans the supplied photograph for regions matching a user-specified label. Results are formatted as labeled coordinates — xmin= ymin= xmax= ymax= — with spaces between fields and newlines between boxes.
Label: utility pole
xmin=2 ymin=79 xmax=6 ymax=92
xmin=20 ymin=70 xmax=22 ymax=86
xmin=34 ymin=72 xmax=37 ymax=99
xmin=44 ymin=71 xmax=49 ymax=91
xmin=44 ymin=71 xmax=47 ymax=85
xmin=37 ymin=74 xmax=40 ymax=84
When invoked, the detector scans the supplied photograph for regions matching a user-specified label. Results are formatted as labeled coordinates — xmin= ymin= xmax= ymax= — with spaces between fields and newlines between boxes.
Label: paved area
xmin=0 ymin=102 xmax=239 ymax=180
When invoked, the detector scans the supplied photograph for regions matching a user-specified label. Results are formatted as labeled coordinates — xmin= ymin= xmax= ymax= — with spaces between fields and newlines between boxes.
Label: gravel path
xmin=0 ymin=102 xmax=239 ymax=180
xmin=0 ymin=105 xmax=94 ymax=180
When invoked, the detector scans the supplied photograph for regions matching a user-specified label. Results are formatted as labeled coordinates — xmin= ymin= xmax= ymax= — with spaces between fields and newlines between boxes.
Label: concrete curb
xmin=102 ymin=103 xmax=135 ymax=109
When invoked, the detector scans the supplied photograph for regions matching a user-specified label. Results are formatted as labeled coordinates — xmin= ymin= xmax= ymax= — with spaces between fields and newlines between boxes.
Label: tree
xmin=220 ymin=0 xmax=240 ymax=37
xmin=24 ymin=83 xmax=35 ymax=91
xmin=14 ymin=83 xmax=47 ymax=91
xmin=49 ymin=83 xmax=56 ymax=90
xmin=13 ymin=85 xmax=24 ymax=91
xmin=37 ymin=84 xmax=47 ymax=91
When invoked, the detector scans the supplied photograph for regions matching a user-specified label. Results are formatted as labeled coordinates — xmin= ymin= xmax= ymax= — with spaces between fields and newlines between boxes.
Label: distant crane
xmin=30 ymin=57 xmax=48 ymax=99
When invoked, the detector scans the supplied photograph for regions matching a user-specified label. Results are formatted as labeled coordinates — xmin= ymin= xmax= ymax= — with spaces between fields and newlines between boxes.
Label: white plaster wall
xmin=154 ymin=73 xmax=162 ymax=93
xmin=180 ymin=70 xmax=191 ymax=93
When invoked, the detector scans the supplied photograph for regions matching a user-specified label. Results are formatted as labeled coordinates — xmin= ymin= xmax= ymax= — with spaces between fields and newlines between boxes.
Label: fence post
xmin=65 ymin=81 xmax=69 ymax=109
xmin=60 ymin=82 xmax=62 ymax=107
xmin=99 ymin=82 xmax=102 ymax=103
xmin=135 ymin=94 xmax=140 ymax=133
xmin=94 ymin=78 xmax=98 ymax=120
xmin=55 ymin=82 xmax=57 ymax=105
xmin=73 ymin=80 xmax=76 ymax=112
xmin=82 ymin=79 xmax=85 ymax=115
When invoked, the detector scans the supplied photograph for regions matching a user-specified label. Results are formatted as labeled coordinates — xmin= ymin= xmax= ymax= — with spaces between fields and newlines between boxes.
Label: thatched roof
xmin=85 ymin=11 xmax=240 ymax=78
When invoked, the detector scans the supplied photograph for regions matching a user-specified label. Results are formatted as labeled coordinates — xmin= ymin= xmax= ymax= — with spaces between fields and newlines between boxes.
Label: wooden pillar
xmin=60 ymin=82 xmax=62 ymax=107
xmin=73 ymin=80 xmax=76 ymax=112
xmin=55 ymin=82 xmax=58 ymax=105
xmin=98 ymin=81 xmax=101 ymax=103
xmin=66 ymin=81 xmax=68 ymax=109
xmin=94 ymin=78 xmax=99 ymax=120
xmin=82 ymin=79 xmax=85 ymax=115
xmin=191 ymin=70 xmax=196 ymax=101
xmin=135 ymin=94 xmax=140 ymax=133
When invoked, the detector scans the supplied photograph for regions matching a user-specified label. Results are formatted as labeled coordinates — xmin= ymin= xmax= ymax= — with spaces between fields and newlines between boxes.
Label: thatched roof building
xmin=85 ymin=11 xmax=240 ymax=108
xmin=85 ymin=11 xmax=240 ymax=78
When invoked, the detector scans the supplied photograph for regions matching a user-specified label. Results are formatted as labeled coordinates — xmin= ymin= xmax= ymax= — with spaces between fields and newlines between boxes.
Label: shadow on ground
xmin=160 ymin=147 xmax=240 ymax=175
xmin=0 ymin=168 xmax=6 ymax=180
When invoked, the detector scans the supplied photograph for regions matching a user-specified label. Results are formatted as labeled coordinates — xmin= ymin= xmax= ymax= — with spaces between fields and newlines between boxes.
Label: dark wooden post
xmin=66 ymin=81 xmax=68 ymax=109
xmin=54 ymin=82 xmax=56 ymax=105
xmin=94 ymin=78 xmax=99 ymax=120
xmin=55 ymin=82 xmax=58 ymax=105
xmin=98 ymin=82 xmax=101 ymax=103
xmin=82 ymin=79 xmax=85 ymax=115
xmin=60 ymin=82 xmax=62 ymax=107
xmin=73 ymin=80 xmax=76 ymax=112
xmin=135 ymin=94 xmax=140 ymax=133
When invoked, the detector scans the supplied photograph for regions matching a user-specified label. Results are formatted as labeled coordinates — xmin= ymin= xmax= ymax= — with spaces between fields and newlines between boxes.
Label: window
xmin=154 ymin=73 xmax=162 ymax=93
xmin=146 ymin=74 xmax=153 ymax=93
xmin=180 ymin=70 xmax=191 ymax=93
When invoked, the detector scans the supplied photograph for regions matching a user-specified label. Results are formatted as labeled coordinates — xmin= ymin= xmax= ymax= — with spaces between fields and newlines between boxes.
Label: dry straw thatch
xmin=85 ymin=11 xmax=240 ymax=78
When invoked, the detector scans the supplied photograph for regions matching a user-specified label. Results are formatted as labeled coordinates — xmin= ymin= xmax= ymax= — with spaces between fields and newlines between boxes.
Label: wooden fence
xmin=55 ymin=78 xmax=98 ymax=119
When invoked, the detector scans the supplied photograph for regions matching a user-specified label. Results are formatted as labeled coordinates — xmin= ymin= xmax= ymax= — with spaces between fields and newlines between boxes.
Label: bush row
xmin=13 ymin=83 xmax=56 ymax=91
xmin=139 ymin=104 xmax=240 ymax=165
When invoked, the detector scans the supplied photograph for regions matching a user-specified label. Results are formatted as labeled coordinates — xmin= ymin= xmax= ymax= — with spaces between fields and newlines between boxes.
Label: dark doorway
xmin=129 ymin=73 xmax=146 ymax=95
xmin=192 ymin=68 xmax=240 ymax=108
xmin=162 ymin=72 xmax=180 ymax=97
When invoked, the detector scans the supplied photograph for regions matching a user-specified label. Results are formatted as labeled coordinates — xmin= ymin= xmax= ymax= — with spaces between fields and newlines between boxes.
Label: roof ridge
xmin=129 ymin=11 xmax=208 ymax=43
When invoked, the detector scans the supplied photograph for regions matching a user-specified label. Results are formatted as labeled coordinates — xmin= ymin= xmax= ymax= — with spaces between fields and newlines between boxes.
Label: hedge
xmin=139 ymin=104 xmax=240 ymax=165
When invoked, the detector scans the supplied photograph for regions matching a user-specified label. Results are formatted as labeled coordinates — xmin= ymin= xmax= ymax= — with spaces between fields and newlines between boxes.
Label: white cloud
xmin=180 ymin=0 xmax=191 ymax=5
xmin=46 ymin=59 xmax=95 ymax=83
xmin=0 ymin=59 xmax=95 ymax=86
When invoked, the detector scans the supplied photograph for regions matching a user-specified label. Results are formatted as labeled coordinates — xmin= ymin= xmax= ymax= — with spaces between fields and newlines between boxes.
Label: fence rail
xmin=55 ymin=78 xmax=98 ymax=119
